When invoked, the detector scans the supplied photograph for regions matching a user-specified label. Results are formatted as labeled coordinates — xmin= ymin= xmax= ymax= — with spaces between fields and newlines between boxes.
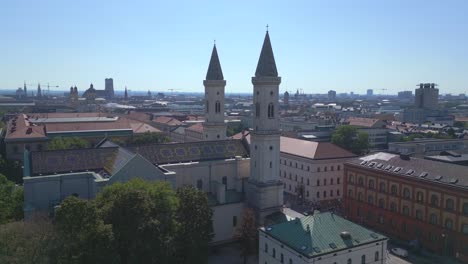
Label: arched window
xmin=197 ymin=179 xmax=203 ymax=190
xmin=358 ymin=192 xmax=363 ymax=201
xmin=390 ymin=202 xmax=396 ymax=212
xmin=391 ymin=185 xmax=397 ymax=195
xmin=379 ymin=182 xmax=386 ymax=192
xmin=403 ymin=188 xmax=410 ymax=199
xmin=375 ymin=251 xmax=379 ymax=261
xmin=445 ymin=218 xmax=453 ymax=230
xmin=368 ymin=179 xmax=375 ymax=189
xmin=416 ymin=191 xmax=424 ymax=203
xmin=268 ymin=103 xmax=275 ymax=118
xmin=206 ymin=100 xmax=209 ymax=113
xmin=255 ymin=102 xmax=260 ymax=117
xmin=446 ymin=198 xmax=455 ymax=211
xmin=416 ymin=210 xmax=423 ymax=220
xmin=402 ymin=206 xmax=410 ymax=216
xmin=378 ymin=198 xmax=385 ymax=208
xmin=430 ymin=213 xmax=438 ymax=225
xmin=431 ymin=194 xmax=439 ymax=207
xmin=368 ymin=195 xmax=374 ymax=204
xmin=361 ymin=255 xmax=366 ymax=264
xmin=348 ymin=190 xmax=353 ymax=198
xmin=358 ymin=177 xmax=364 ymax=186
xmin=463 ymin=203 xmax=468 ymax=215
xmin=215 ymin=101 xmax=221 ymax=113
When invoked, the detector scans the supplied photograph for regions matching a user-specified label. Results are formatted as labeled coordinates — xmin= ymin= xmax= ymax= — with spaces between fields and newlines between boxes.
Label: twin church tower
xmin=203 ymin=31 xmax=284 ymax=222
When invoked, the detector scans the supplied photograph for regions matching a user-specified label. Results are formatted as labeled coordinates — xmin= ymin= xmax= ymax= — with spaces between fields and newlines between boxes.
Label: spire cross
xmin=214 ymin=39 xmax=216 ymax=46
xmin=266 ymin=24 xmax=269 ymax=32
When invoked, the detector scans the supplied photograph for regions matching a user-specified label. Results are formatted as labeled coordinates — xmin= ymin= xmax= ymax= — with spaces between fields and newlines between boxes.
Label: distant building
xmin=398 ymin=90 xmax=413 ymax=100
xmin=328 ymin=90 xmax=336 ymax=100
xmin=415 ymin=83 xmax=439 ymax=109
xmin=346 ymin=117 xmax=389 ymax=150
xmin=105 ymin=78 xmax=115 ymax=99
xmin=388 ymin=138 xmax=468 ymax=157
xmin=367 ymin=89 xmax=373 ymax=96
xmin=283 ymin=91 xmax=289 ymax=105
xmin=344 ymin=152 xmax=468 ymax=261
xmin=259 ymin=211 xmax=388 ymax=264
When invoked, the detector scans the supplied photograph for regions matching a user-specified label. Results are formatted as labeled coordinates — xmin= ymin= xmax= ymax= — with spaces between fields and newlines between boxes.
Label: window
xmin=391 ymin=185 xmax=397 ymax=195
xmin=348 ymin=175 xmax=354 ymax=184
xmin=307 ymin=166 xmax=310 ymax=171
xmin=307 ymin=179 xmax=310 ymax=185
xmin=270 ymin=162 xmax=272 ymax=168
xmin=331 ymin=166 xmax=334 ymax=171
xmin=402 ymin=206 xmax=410 ymax=216
xmin=280 ymin=253 xmax=284 ymax=263
xmin=463 ymin=203 xmax=468 ymax=215
xmin=357 ymin=207 xmax=361 ymax=217
xmin=358 ymin=177 xmax=364 ymax=186
xmin=380 ymin=182 xmax=386 ymax=192
xmin=445 ymin=219 xmax=453 ymax=230
xmin=375 ymin=251 xmax=379 ymax=261
xmin=431 ymin=194 xmax=439 ymax=207
xmin=416 ymin=191 xmax=424 ymax=203
xmin=316 ymin=192 xmax=320 ymax=198
xmin=295 ymin=175 xmax=297 ymax=181
xmin=222 ymin=176 xmax=227 ymax=190
xmin=324 ymin=166 xmax=327 ymax=172
xmin=361 ymin=255 xmax=366 ymax=264
xmin=378 ymin=199 xmax=385 ymax=209
xmin=358 ymin=192 xmax=363 ymax=201
xmin=330 ymin=190 xmax=333 ymax=197
xmin=265 ymin=243 xmax=268 ymax=253
xmin=368 ymin=179 xmax=375 ymax=189
xmin=446 ymin=198 xmax=455 ymax=211
xmin=367 ymin=211 xmax=373 ymax=221
xmin=306 ymin=191 xmax=309 ymax=197
xmin=416 ymin=210 xmax=423 ymax=220
xmin=324 ymin=179 xmax=327 ymax=185
xmin=337 ymin=165 xmax=341 ymax=170
xmin=347 ymin=258 xmax=352 ymax=264
xmin=430 ymin=213 xmax=438 ymax=225
xmin=233 ymin=216 xmax=237 ymax=227
xmin=331 ymin=178 xmax=334 ymax=185
xmin=317 ymin=180 xmax=320 ymax=186
xmin=463 ymin=224 xmax=468 ymax=235
xmin=368 ymin=195 xmax=374 ymax=204
xmin=390 ymin=202 xmax=396 ymax=212
xmin=337 ymin=189 xmax=340 ymax=196
xmin=268 ymin=103 xmax=275 ymax=118
xmin=197 ymin=179 xmax=203 ymax=190
xmin=215 ymin=101 xmax=221 ymax=113
xmin=206 ymin=100 xmax=209 ymax=113
xmin=379 ymin=215 xmax=384 ymax=224
xmin=403 ymin=188 xmax=410 ymax=199
xmin=317 ymin=167 xmax=321 ymax=172
xmin=272 ymin=248 xmax=276 ymax=258
xmin=289 ymin=258 xmax=293 ymax=264
xmin=255 ymin=102 xmax=260 ymax=117
xmin=301 ymin=177 xmax=303 ymax=183
xmin=324 ymin=191 xmax=327 ymax=198
xmin=337 ymin=178 xmax=340 ymax=184
xmin=348 ymin=190 xmax=353 ymax=198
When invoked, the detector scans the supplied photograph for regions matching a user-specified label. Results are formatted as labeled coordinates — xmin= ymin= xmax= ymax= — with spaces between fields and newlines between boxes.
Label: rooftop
xmin=262 ymin=211 xmax=386 ymax=258
xmin=348 ymin=152 xmax=468 ymax=190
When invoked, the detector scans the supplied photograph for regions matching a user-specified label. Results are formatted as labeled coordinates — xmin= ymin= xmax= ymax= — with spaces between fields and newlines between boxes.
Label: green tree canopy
xmin=331 ymin=125 xmax=369 ymax=155
xmin=0 ymin=174 xmax=23 ymax=224
xmin=47 ymin=137 xmax=89 ymax=150
xmin=236 ymin=208 xmax=258 ymax=264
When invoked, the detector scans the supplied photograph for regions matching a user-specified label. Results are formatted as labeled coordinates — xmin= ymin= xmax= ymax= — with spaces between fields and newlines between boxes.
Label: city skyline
xmin=2 ymin=0 xmax=468 ymax=94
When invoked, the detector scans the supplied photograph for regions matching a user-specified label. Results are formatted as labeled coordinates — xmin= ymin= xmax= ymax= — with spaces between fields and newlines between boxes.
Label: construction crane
xmin=168 ymin=88 xmax=178 ymax=96
xmin=379 ymin=88 xmax=387 ymax=95
xmin=43 ymin=83 xmax=59 ymax=96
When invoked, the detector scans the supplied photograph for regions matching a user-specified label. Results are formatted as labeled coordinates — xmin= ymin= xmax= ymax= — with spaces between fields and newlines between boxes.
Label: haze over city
xmin=2 ymin=0 xmax=468 ymax=94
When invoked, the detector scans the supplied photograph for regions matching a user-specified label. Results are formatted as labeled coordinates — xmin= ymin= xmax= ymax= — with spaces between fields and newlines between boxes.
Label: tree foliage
xmin=236 ymin=208 xmax=258 ymax=264
xmin=331 ymin=125 xmax=369 ymax=155
xmin=47 ymin=137 xmax=89 ymax=150
xmin=0 ymin=174 xmax=23 ymax=224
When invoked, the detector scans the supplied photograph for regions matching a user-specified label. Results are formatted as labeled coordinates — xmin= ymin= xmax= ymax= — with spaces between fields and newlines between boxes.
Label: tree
xmin=95 ymin=179 xmax=179 ymax=264
xmin=48 ymin=137 xmax=89 ymax=150
xmin=54 ymin=196 xmax=115 ymax=264
xmin=0 ymin=174 xmax=23 ymax=224
xmin=331 ymin=125 xmax=369 ymax=155
xmin=0 ymin=217 xmax=56 ymax=264
xmin=174 ymin=186 xmax=214 ymax=264
xmin=236 ymin=208 xmax=258 ymax=264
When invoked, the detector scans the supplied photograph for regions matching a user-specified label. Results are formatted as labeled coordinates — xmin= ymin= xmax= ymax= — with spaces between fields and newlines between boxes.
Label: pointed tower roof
xmin=255 ymin=31 xmax=278 ymax=78
xmin=205 ymin=44 xmax=224 ymax=80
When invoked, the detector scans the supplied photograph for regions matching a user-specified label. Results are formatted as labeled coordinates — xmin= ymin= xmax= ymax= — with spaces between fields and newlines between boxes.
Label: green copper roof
xmin=263 ymin=212 xmax=387 ymax=258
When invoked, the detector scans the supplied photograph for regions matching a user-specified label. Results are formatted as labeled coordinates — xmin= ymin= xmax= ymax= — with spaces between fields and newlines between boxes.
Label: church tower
xmin=247 ymin=30 xmax=283 ymax=223
xmin=203 ymin=44 xmax=226 ymax=140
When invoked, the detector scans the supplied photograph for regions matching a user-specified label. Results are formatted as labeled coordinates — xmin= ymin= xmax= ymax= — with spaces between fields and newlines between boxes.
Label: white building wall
xmin=212 ymin=202 xmax=244 ymax=244
xmin=279 ymin=154 xmax=351 ymax=204
xmin=259 ymin=231 xmax=388 ymax=264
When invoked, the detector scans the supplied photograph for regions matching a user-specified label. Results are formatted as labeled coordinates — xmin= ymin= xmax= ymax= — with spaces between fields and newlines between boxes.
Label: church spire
xmin=255 ymin=30 xmax=278 ymax=78
xmin=205 ymin=44 xmax=224 ymax=81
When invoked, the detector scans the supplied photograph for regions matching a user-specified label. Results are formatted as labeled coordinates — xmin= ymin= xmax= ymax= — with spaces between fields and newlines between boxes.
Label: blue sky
xmin=1 ymin=0 xmax=468 ymax=94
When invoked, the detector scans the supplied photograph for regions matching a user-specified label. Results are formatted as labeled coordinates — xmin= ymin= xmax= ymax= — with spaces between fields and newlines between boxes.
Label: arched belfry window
xmin=215 ymin=101 xmax=221 ymax=113
xmin=268 ymin=103 xmax=274 ymax=118
xmin=206 ymin=100 xmax=209 ymax=113
xmin=256 ymin=102 xmax=260 ymax=117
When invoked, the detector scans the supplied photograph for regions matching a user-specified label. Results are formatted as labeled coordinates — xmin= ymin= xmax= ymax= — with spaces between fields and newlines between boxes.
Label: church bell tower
xmin=247 ymin=30 xmax=283 ymax=223
xmin=203 ymin=44 xmax=227 ymax=140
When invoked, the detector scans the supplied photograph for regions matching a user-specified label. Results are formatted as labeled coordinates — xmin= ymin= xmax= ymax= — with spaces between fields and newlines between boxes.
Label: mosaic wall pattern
xmin=131 ymin=139 xmax=248 ymax=164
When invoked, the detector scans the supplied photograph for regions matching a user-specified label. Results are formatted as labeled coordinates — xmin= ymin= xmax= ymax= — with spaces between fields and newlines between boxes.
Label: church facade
xmin=22 ymin=30 xmax=285 ymax=243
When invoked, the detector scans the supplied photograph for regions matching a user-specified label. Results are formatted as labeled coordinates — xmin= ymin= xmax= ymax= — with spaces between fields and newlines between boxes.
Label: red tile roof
xmin=153 ymin=116 xmax=183 ymax=126
xmin=347 ymin=117 xmax=385 ymax=128
xmin=186 ymin=123 xmax=204 ymax=133
xmin=5 ymin=114 xmax=46 ymax=140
